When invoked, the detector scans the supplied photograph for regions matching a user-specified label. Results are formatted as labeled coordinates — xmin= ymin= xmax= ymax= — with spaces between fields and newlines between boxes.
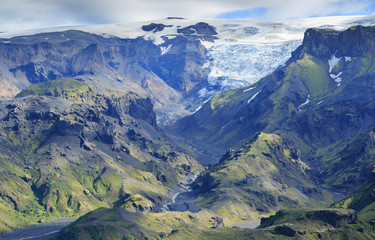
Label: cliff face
xmin=0 ymin=29 xmax=211 ymax=124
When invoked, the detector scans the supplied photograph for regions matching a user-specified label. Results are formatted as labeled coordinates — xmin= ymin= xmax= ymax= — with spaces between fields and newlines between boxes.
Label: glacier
xmin=205 ymin=41 xmax=301 ymax=92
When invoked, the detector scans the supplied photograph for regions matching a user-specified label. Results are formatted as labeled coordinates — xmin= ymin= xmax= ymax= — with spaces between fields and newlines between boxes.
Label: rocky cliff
xmin=0 ymin=28 xmax=210 ymax=124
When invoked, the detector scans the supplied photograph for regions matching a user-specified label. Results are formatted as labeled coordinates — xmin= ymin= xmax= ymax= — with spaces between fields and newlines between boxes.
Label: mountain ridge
xmin=2 ymin=15 xmax=375 ymax=125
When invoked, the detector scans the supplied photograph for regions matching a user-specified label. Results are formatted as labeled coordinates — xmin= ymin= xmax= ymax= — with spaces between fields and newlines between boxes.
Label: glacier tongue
xmin=204 ymin=41 xmax=301 ymax=93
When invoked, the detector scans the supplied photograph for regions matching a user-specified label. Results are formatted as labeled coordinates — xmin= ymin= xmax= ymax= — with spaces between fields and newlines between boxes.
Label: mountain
xmin=173 ymin=25 xmax=375 ymax=149
xmin=168 ymin=24 xmax=375 ymax=225
xmin=2 ymin=16 xmax=375 ymax=238
xmin=1 ymin=16 xmax=375 ymax=125
xmin=51 ymin=23 xmax=375 ymax=240
xmin=0 ymin=77 xmax=201 ymax=233
xmin=191 ymin=132 xmax=332 ymax=223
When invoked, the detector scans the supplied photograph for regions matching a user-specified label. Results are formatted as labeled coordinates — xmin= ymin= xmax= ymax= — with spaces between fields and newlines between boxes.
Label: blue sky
xmin=218 ymin=8 xmax=268 ymax=19
xmin=0 ymin=0 xmax=374 ymax=32
xmin=217 ymin=1 xmax=375 ymax=20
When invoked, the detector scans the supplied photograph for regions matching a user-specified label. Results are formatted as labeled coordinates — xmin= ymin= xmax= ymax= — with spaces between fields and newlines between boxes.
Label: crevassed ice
xmin=205 ymin=41 xmax=301 ymax=93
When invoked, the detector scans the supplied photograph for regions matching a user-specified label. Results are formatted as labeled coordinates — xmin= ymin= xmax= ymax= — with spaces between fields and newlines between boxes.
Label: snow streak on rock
xmin=245 ymin=90 xmax=262 ymax=104
xmin=298 ymin=94 xmax=310 ymax=111
xmin=328 ymin=52 xmax=341 ymax=73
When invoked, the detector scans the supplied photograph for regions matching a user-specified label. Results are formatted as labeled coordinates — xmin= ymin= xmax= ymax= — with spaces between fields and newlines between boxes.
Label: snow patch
xmin=2 ymin=40 xmax=10 ymax=43
xmin=160 ymin=44 xmax=172 ymax=55
xmin=203 ymin=98 xmax=211 ymax=104
xmin=330 ymin=71 xmax=343 ymax=83
xmin=198 ymin=88 xmax=208 ymax=97
xmin=345 ymin=56 xmax=353 ymax=62
xmin=328 ymin=52 xmax=341 ymax=73
xmin=243 ymin=87 xmax=255 ymax=93
xmin=193 ymin=106 xmax=202 ymax=113
xmin=245 ymin=90 xmax=261 ymax=104
xmin=317 ymin=101 xmax=323 ymax=105
xmin=298 ymin=94 xmax=310 ymax=111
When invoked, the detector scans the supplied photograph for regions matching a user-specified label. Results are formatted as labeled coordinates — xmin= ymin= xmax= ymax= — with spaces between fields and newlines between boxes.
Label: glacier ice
xmin=205 ymin=41 xmax=301 ymax=94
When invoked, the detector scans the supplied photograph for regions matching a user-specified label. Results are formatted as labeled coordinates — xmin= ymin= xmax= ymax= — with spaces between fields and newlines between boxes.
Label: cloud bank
xmin=0 ymin=0 xmax=373 ymax=32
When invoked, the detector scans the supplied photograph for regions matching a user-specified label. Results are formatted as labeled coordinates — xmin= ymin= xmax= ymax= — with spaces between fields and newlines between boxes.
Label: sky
xmin=0 ymin=0 xmax=375 ymax=32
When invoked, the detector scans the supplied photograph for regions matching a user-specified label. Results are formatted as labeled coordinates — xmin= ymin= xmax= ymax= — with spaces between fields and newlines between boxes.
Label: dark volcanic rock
xmin=305 ymin=209 xmax=358 ymax=228
xmin=178 ymin=22 xmax=218 ymax=35
xmin=273 ymin=224 xmax=298 ymax=237
xmin=142 ymin=23 xmax=172 ymax=32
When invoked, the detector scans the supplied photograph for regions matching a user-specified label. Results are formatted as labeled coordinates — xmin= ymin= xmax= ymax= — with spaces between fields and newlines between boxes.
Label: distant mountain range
xmin=1 ymin=15 xmax=375 ymax=124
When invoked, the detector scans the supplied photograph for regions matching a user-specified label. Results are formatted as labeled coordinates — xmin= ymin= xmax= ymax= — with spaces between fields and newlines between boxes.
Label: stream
xmin=160 ymin=171 xmax=203 ymax=213
xmin=1 ymin=218 xmax=76 ymax=240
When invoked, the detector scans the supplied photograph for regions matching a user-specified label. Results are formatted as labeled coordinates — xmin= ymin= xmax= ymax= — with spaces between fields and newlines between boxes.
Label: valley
xmin=0 ymin=15 xmax=375 ymax=240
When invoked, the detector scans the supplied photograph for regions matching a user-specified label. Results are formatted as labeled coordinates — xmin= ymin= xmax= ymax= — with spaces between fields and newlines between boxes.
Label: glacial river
xmin=160 ymin=171 xmax=202 ymax=213
xmin=1 ymin=218 xmax=76 ymax=240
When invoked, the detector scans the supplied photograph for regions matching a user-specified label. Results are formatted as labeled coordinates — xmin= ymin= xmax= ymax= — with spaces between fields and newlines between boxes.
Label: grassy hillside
xmin=191 ymin=132 xmax=333 ymax=225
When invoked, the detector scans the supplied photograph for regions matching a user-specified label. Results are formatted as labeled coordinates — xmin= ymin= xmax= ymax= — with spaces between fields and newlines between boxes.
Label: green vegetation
xmin=0 ymin=77 xmax=202 ymax=233
xmin=192 ymin=133 xmax=332 ymax=225
xmin=16 ymin=78 xmax=95 ymax=103
xmin=285 ymin=53 xmax=331 ymax=98
xmin=210 ymin=88 xmax=244 ymax=111
xmin=315 ymin=130 xmax=375 ymax=192
xmin=55 ymin=205 xmax=375 ymax=239
xmin=5 ymin=23 xmax=375 ymax=240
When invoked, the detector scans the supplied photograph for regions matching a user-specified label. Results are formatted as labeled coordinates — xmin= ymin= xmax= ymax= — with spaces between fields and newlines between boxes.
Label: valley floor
xmin=1 ymin=218 xmax=76 ymax=240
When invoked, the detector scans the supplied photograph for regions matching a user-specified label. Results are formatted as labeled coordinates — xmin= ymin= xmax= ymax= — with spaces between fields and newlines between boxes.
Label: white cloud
xmin=0 ymin=0 xmax=373 ymax=32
